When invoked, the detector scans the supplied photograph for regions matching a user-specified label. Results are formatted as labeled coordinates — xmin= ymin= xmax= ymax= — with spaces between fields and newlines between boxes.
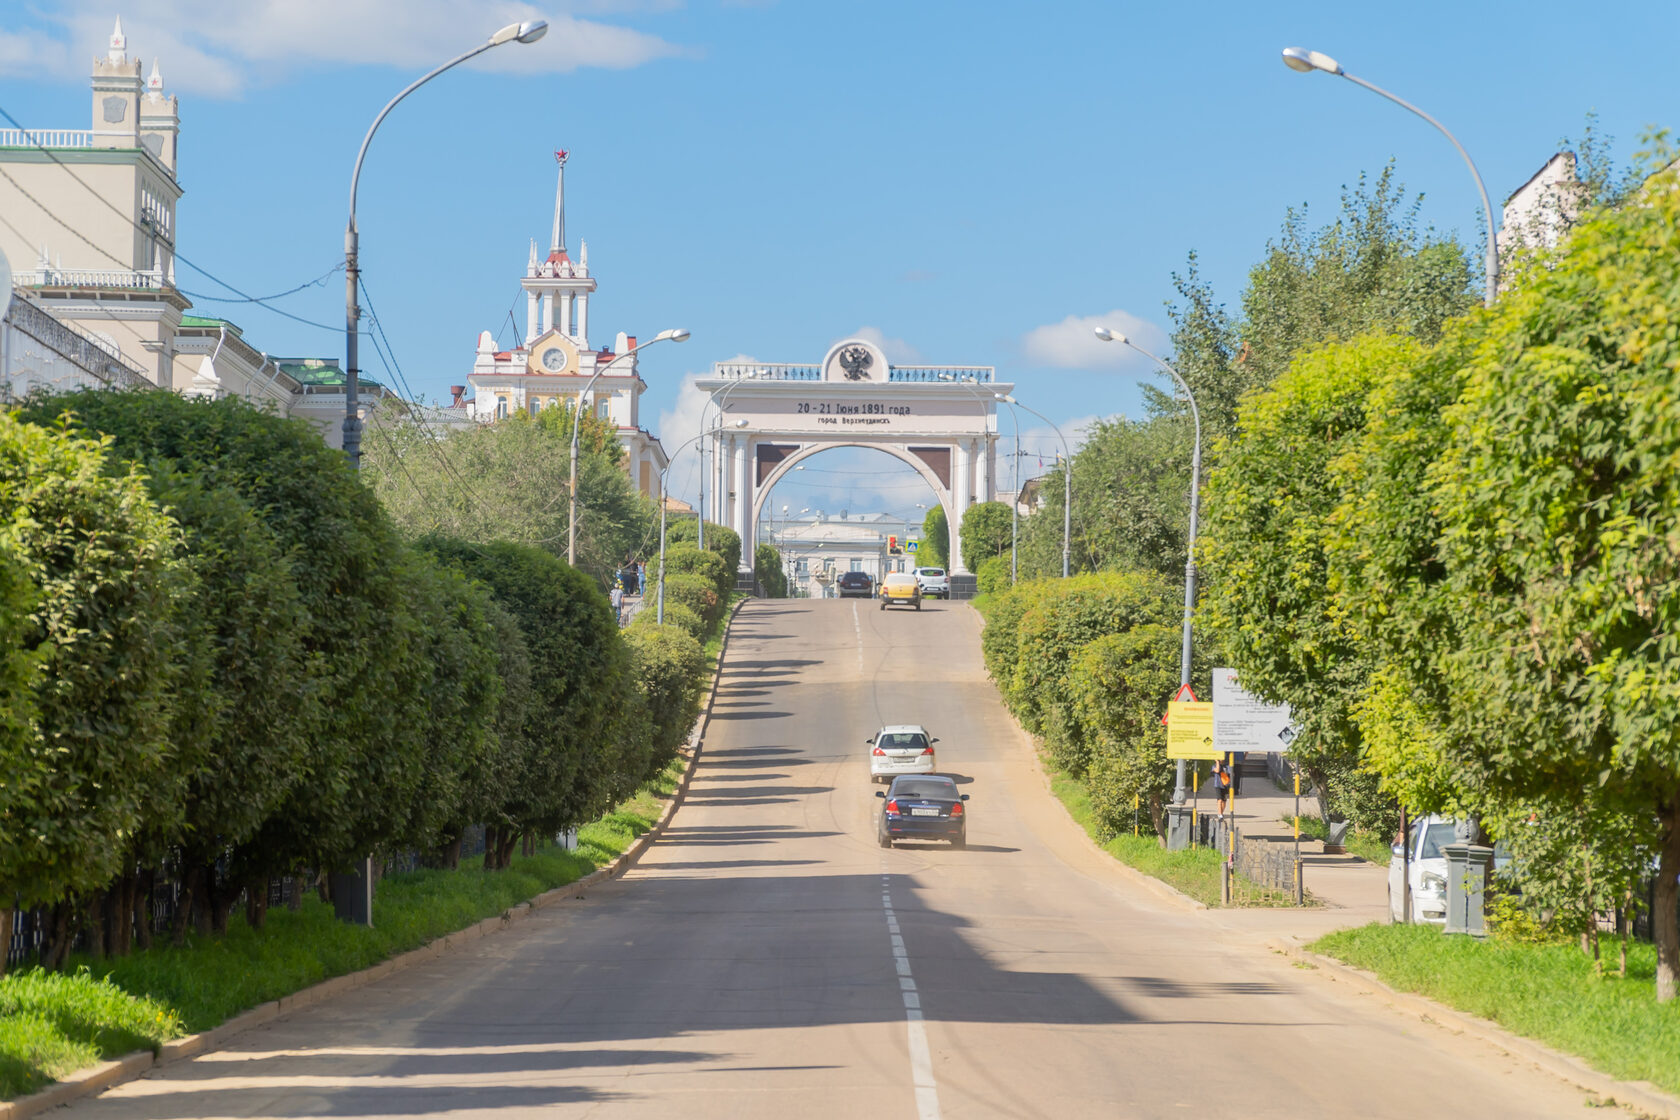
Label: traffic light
xmin=888 ymin=535 xmax=901 ymax=554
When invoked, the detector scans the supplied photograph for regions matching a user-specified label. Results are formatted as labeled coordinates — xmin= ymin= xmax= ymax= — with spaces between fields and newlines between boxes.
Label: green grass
xmin=0 ymin=969 xmax=183 ymax=1100
xmin=0 ymin=754 xmax=687 ymax=1101
xmin=1046 ymin=767 xmax=1231 ymax=906
xmin=1312 ymin=923 xmax=1680 ymax=1096
xmin=1283 ymin=815 xmax=1393 ymax=866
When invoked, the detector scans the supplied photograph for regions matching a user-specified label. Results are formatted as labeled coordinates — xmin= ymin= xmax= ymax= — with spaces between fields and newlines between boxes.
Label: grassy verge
xmin=1046 ymin=767 xmax=1228 ymax=906
xmin=1311 ymin=923 xmax=1680 ymax=1096
xmin=0 ymin=755 xmax=687 ymax=1101
xmin=1283 ymin=815 xmax=1393 ymax=866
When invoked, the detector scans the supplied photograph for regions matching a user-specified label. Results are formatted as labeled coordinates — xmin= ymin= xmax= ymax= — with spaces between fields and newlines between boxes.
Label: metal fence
xmin=1196 ymin=813 xmax=1308 ymax=906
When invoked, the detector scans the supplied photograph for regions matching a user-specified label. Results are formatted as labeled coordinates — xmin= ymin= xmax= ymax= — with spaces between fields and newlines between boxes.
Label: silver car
xmin=913 ymin=567 xmax=950 ymax=599
xmin=868 ymin=724 xmax=938 ymax=782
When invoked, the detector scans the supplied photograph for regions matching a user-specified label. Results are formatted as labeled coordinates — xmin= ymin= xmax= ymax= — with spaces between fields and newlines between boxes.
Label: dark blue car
xmin=877 ymin=775 xmax=968 ymax=848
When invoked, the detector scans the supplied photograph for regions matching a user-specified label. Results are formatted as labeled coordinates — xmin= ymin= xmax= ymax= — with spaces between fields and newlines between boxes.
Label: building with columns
xmin=464 ymin=153 xmax=667 ymax=498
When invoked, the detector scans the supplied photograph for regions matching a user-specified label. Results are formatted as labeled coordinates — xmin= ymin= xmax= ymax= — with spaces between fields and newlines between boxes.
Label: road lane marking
xmin=854 ymin=603 xmax=866 ymax=672
xmin=880 ymin=866 xmax=941 ymax=1120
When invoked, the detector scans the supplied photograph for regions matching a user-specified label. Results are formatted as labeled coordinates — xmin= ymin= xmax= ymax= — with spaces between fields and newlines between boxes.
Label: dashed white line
xmin=881 ymin=864 xmax=940 ymax=1120
xmin=853 ymin=604 xmax=864 ymax=672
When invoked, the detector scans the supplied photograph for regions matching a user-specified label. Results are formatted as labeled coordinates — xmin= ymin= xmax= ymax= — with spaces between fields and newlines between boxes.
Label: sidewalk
xmin=1211 ymin=759 xmax=1391 ymax=935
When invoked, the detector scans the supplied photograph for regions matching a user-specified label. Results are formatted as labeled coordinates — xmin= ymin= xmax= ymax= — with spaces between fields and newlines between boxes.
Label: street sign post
xmin=1212 ymin=667 xmax=1294 ymax=753
xmin=1165 ymin=700 xmax=1217 ymax=760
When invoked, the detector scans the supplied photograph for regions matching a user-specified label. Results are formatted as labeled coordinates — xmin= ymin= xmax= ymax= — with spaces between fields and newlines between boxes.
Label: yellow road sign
xmin=1165 ymin=700 xmax=1218 ymax=760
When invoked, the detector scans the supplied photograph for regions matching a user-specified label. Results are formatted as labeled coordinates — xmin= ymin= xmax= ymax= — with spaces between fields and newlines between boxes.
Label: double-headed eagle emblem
xmin=838 ymin=346 xmax=873 ymax=381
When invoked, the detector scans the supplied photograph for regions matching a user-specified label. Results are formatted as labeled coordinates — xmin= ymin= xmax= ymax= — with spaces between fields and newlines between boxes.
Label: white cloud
xmin=1018 ymin=309 xmax=1169 ymax=372
xmin=834 ymin=326 xmax=923 ymax=364
xmin=11 ymin=2 xmax=688 ymax=97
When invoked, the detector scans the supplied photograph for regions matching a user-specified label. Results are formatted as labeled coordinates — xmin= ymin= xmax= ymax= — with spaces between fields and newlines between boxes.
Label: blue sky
xmin=4 ymin=0 xmax=1678 ymax=517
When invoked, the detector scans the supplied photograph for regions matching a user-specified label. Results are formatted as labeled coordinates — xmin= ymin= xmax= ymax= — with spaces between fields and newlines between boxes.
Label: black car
xmin=836 ymin=571 xmax=875 ymax=598
xmin=877 ymin=775 xmax=968 ymax=848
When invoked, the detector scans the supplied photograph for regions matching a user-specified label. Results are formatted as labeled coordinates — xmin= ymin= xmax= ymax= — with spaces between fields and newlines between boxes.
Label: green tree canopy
xmin=959 ymin=501 xmax=1013 ymax=574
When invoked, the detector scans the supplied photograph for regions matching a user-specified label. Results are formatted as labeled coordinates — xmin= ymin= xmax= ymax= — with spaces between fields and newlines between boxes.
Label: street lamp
xmin=569 ymin=328 xmax=690 ymax=566
xmin=1096 ymin=324 xmax=1203 ymax=843
xmin=995 ymin=393 xmax=1070 ymax=578
xmin=696 ymin=370 xmax=766 ymax=551
xmin=658 ymin=419 xmax=747 ymax=624
xmin=1280 ymin=46 xmax=1498 ymax=307
xmin=344 ymin=18 xmax=548 ymax=468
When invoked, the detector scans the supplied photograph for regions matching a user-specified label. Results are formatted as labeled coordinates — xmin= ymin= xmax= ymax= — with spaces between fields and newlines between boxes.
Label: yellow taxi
xmin=879 ymin=572 xmax=922 ymax=611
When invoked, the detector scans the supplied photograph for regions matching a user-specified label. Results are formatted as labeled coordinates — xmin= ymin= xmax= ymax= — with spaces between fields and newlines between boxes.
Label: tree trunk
xmin=483 ymin=827 xmax=500 ymax=871
xmin=498 ymin=833 xmax=518 ymax=870
xmin=207 ymin=870 xmax=236 ymax=936
xmin=108 ymin=874 xmax=134 ymax=957
xmin=172 ymin=866 xmax=203 ymax=946
xmin=134 ymin=869 xmax=154 ymax=951
xmin=246 ymin=878 xmax=268 ymax=930
xmin=442 ymin=833 xmax=462 ymax=872
xmin=0 ymin=905 xmax=13 ymax=978
xmin=41 ymin=903 xmax=71 ymax=971
xmin=1656 ymin=792 xmax=1680 ymax=1003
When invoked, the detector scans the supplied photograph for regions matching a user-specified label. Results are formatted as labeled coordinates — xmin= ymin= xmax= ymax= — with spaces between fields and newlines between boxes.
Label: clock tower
xmin=521 ymin=150 xmax=596 ymax=349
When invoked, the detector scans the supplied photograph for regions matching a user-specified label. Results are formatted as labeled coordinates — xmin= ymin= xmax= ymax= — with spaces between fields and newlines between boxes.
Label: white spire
xmin=108 ymin=16 xmax=127 ymax=63
xmin=527 ymin=238 xmax=538 ymax=271
xmin=147 ymin=58 xmax=163 ymax=96
xmin=579 ymin=240 xmax=588 ymax=270
xmin=550 ymin=149 xmax=568 ymax=254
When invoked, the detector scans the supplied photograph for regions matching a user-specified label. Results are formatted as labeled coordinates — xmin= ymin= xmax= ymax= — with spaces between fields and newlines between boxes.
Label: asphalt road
xmin=65 ymin=599 xmax=1602 ymax=1119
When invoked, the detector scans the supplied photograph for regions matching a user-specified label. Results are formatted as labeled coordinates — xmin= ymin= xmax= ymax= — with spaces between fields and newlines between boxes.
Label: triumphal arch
xmin=694 ymin=337 xmax=1012 ymax=579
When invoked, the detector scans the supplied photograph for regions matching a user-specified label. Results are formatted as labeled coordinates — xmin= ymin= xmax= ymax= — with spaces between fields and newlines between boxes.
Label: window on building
xmin=496 ymin=397 xmax=508 ymax=419
xmin=851 ymin=559 xmax=863 ymax=572
xmin=529 ymin=399 xmax=541 ymax=417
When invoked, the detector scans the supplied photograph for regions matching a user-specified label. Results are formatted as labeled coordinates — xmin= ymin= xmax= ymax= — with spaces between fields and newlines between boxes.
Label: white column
xmin=952 ymin=439 xmax=973 ymax=575
xmin=732 ymin=435 xmax=750 ymax=563
xmin=976 ymin=433 xmax=992 ymax=503
xmin=526 ymin=291 xmax=540 ymax=343
xmin=577 ymin=293 xmax=590 ymax=349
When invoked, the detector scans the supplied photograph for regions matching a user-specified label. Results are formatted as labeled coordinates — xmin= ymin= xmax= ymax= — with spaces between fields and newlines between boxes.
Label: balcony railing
xmin=711 ymin=362 xmax=996 ymax=383
xmin=31 ymin=267 xmax=166 ymax=290
xmin=0 ymin=129 xmax=96 ymax=149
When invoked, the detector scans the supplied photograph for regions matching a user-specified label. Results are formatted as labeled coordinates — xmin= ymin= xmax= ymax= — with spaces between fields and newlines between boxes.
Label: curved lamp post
xmin=1280 ymin=47 xmax=1498 ymax=307
xmin=658 ymin=418 xmax=747 ymax=623
xmin=568 ymin=327 xmax=690 ymax=565
xmin=344 ymin=18 xmax=548 ymax=468
xmin=995 ymin=393 xmax=1070 ymax=578
xmin=1096 ymin=325 xmax=1203 ymax=826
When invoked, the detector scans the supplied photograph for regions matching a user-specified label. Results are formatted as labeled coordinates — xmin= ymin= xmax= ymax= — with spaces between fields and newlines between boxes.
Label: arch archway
xmin=694 ymin=337 xmax=1012 ymax=581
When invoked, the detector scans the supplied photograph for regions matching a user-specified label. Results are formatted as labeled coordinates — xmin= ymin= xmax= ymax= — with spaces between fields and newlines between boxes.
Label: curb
xmin=1271 ymin=939 xmax=1680 ymax=1120
xmin=0 ymin=600 xmax=749 ymax=1120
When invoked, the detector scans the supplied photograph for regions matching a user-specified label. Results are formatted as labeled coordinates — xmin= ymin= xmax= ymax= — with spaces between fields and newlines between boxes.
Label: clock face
xmin=541 ymin=346 xmax=566 ymax=372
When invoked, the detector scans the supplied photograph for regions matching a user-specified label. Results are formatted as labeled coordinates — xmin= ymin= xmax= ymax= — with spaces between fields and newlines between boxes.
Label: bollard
xmin=1133 ymin=793 xmax=1139 ymax=838
xmin=1293 ymin=772 xmax=1304 ymax=906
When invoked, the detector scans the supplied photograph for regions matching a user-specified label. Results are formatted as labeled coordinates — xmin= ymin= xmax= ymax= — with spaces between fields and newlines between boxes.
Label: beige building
xmin=465 ymin=154 xmax=668 ymax=498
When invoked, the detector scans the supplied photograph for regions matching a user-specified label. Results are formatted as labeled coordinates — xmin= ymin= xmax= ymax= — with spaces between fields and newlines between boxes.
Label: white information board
xmin=1212 ymin=667 xmax=1295 ymax=754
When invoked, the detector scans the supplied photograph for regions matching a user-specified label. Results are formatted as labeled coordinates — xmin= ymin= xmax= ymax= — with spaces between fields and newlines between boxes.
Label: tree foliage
xmin=959 ymin=501 xmax=1012 ymax=574
xmin=920 ymin=506 xmax=950 ymax=570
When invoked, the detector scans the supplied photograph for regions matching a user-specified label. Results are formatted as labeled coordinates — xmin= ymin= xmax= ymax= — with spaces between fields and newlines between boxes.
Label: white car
xmin=868 ymin=724 xmax=938 ymax=782
xmin=913 ymin=567 xmax=950 ymax=599
xmin=1388 ymin=815 xmax=1511 ymax=924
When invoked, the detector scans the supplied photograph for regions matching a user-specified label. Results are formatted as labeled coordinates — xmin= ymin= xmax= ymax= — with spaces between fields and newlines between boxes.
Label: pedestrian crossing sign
xmin=906 ymin=540 xmax=919 ymax=554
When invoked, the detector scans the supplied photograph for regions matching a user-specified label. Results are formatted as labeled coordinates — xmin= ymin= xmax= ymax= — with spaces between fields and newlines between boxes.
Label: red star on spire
xmin=554 ymin=149 xmax=569 ymax=164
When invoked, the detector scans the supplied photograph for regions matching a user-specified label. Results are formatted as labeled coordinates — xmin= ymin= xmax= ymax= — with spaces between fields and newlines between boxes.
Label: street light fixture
xmin=343 ymin=18 xmax=549 ymax=468
xmin=1280 ymin=46 xmax=1498 ymax=307
xmin=994 ymin=393 xmax=1070 ymax=579
xmin=569 ymin=328 xmax=690 ymax=566
xmin=658 ymin=419 xmax=747 ymax=624
xmin=1096 ymin=324 xmax=1204 ymax=844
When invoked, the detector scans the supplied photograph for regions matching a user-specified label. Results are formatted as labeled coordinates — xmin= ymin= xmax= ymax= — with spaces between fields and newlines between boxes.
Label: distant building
xmin=464 ymin=153 xmax=668 ymax=498
xmin=1499 ymin=151 xmax=1585 ymax=258
xmin=768 ymin=510 xmax=923 ymax=598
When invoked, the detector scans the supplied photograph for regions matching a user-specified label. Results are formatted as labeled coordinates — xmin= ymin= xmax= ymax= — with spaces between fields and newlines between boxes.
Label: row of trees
xmin=0 ymin=392 xmax=726 ymax=974
xmin=991 ymin=135 xmax=1680 ymax=998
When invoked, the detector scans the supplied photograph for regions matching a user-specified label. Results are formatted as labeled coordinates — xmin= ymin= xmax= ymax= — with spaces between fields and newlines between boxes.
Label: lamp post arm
xmin=343 ymin=32 xmax=516 ymax=470
xmin=1336 ymin=71 xmax=1498 ymax=307
xmin=1006 ymin=397 xmax=1072 ymax=579
xmin=569 ymin=336 xmax=672 ymax=566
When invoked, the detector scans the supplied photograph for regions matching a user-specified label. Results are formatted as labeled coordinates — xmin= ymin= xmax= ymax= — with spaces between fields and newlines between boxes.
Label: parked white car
xmin=868 ymin=724 xmax=938 ymax=782
xmin=1388 ymin=815 xmax=1511 ymax=924
xmin=913 ymin=567 xmax=950 ymax=599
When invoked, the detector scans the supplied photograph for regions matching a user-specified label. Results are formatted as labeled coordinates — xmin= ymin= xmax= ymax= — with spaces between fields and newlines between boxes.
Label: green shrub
xmin=637 ymin=599 xmax=705 ymax=643
xmin=976 ymin=555 xmax=1011 ymax=596
xmin=1070 ymin=623 xmax=1188 ymax=838
xmin=660 ymin=572 xmax=722 ymax=629
xmin=622 ymin=622 xmax=706 ymax=764
xmin=665 ymin=519 xmax=740 ymax=576
xmin=663 ymin=545 xmax=731 ymax=602
xmin=0 ymin=411 xmax=181 ymax=915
